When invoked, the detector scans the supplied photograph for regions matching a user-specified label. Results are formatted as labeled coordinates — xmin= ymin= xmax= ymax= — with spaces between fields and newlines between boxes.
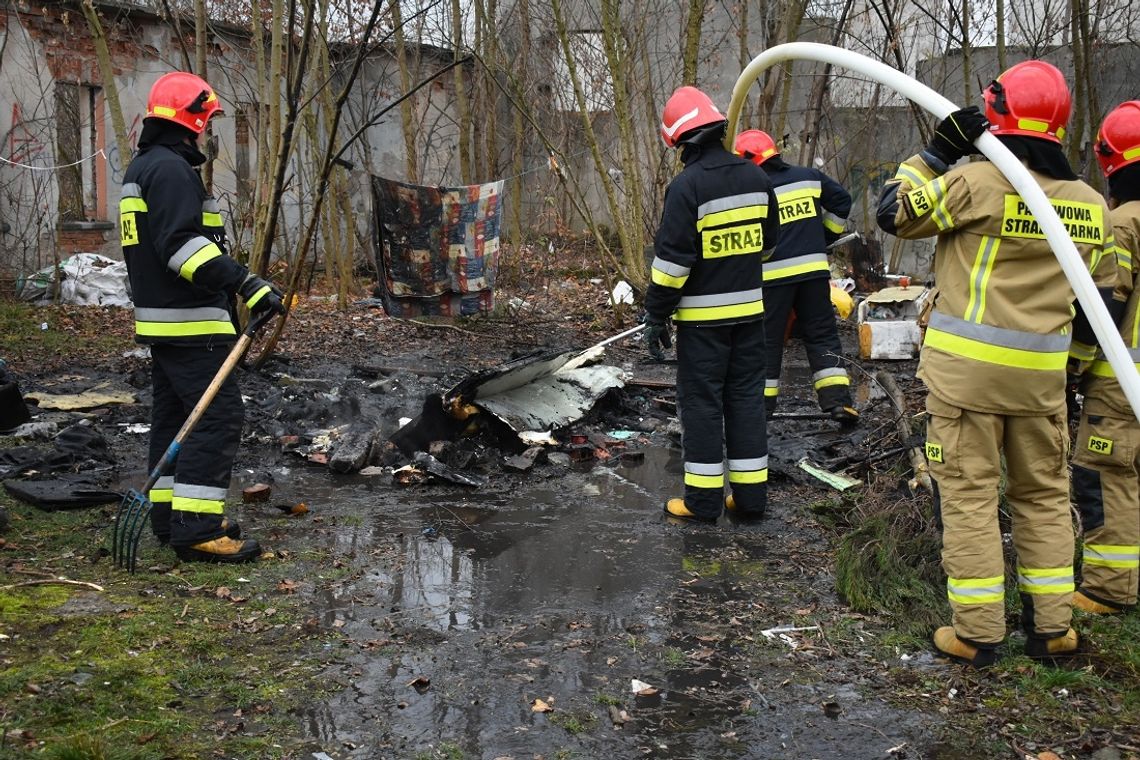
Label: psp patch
xmin=1087 ymin=435 xmax=1114 ymax=456
xmin=925 ymin=441 xmax=944 ymax=463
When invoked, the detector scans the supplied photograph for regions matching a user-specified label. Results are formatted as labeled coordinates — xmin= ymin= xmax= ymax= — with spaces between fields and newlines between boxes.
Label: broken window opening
xmin=55 ymin=81 xmax=104 ymax=223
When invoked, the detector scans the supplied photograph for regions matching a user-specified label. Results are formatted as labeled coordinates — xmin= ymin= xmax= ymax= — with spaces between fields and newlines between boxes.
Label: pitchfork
xmin=112 ymin=310 xmax=275 ymax=572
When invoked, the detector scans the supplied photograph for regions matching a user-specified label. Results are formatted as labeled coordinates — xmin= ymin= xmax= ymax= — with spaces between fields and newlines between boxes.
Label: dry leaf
xmin=215 ymin=586 xmax=232 ymax=599
xmin=1036 ymin=753 xmax=1063 ymax=760
xmin=531 ymin=698 xmax=554 ymax=713
xmin=277 ymin=579 xmax=298 ymax=594
xmin=406 ymin=676 xmax=431 ymax=690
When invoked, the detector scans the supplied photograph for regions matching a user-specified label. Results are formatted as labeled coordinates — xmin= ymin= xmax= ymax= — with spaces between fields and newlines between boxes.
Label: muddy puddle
xmin=247 ymin=445 xmax=938 ymax=759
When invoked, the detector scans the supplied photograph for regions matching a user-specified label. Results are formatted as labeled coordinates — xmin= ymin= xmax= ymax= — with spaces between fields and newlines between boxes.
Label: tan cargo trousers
xmin=1072 ymin=399 xmax=1140 ymax=610
xmin=925 ymin=394 xmax=1074 ymax=645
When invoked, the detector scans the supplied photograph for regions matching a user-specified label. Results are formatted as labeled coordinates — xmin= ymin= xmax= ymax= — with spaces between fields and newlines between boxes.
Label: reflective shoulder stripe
xmin=894 ymin=162 xmax=931 ymax=188
xmin=774 ymin=180 xmax=822 ymax=203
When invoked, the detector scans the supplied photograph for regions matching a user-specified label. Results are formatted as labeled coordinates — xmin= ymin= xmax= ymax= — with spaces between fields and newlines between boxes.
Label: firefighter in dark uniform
xmin=734 ymin=130 xmax=857 ymax=423
xmin=120 ymin=72 xmax=284 ymax=563
xmin=644 ymin=86 xmax=779 ymax=523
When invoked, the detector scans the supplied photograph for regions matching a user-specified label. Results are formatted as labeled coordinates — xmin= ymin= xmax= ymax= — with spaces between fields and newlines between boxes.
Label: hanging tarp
xmin=372 ymin=176 xmax=503 ymax=317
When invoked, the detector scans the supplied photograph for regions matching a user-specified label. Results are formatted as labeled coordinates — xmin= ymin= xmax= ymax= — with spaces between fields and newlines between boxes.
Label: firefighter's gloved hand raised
xmin=642 ymin=317 xmax=672 ymax=361
xmin=926 ymin=106 xmax=989 ymax=165
xmin=239 ymin=273 xmax=286 ymax=316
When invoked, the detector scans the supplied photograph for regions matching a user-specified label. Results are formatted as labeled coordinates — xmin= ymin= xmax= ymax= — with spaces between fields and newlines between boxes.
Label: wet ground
xmin=253 ymin=444 xmax=937 ymax=759
xmin=6 ymin=312 xmax=948 ymax=758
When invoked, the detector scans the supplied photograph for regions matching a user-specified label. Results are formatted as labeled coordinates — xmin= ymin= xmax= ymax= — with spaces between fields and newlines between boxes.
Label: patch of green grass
xmin=662 ymin=646 xmax=686 ymax=667
xmin=412 ymin=742 xmax=465 ymax=760
xmin=0 ymin=493 xmax=338 ymax=759
xmin=549 ymin=710 xmax=597 ymax=735
xmin=592 ymin=692 xmax=621 ymax=707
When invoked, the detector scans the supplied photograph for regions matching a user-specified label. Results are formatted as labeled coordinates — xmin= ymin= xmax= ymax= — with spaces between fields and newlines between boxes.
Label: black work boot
xmin=826 ymin=405 xmax=860 ymax=426
xmin=174 ymin=536 xmax=262 ymax=564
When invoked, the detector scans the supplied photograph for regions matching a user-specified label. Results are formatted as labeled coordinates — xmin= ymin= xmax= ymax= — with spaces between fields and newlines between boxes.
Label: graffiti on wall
xmin=107 ymin=112 xmax=141 ymax=184
xmin=6 ymin=103 xmax=47 ymax=164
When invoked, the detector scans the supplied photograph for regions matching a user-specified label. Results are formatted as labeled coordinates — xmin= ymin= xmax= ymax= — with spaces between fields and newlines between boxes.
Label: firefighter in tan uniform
xmin=877 ymin=61 xmax=1120 ymax=666
xmin=1069 ymin=101 xmax=1140 ymax=614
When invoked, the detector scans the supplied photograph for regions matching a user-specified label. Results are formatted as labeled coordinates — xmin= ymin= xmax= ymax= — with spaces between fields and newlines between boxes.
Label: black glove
xmin=239 ymin=273 xmax=285 ymax=315
xmin=926 ymin=106 xmax=989 ymax=165
xmin=642 ymin=318 xmax=672 ymax=361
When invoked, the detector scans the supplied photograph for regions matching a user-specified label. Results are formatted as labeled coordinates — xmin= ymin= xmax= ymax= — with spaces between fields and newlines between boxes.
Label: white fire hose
xmin=724 ymin=42 xmax=1140 ymax=422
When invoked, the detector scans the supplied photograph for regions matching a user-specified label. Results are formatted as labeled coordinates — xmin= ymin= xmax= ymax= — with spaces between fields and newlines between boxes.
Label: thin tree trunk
xmin=195 ymin=0 xmax=212 ymax=191
xmin=960 ymin=0 xmax=971 ymax=103
xmin=451 ymin=0 xmax=473 ymax=183
xmin=681 ymin=0 xmax=705 ymax=85
xmin=390 ymin=0 xmax=419 ymax=182
xmin=996 ymin=0 xmax=1006 ymax=71
xmin=799 ymin=0 xmax=854 ymax=165
xmin=508 ymin=0 xmax=531 ymax=244
xmin=79 ymin=0 xmax=130 ymax=165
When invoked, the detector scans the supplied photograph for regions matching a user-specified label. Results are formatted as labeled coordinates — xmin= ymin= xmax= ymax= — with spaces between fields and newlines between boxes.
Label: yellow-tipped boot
xmin=932 ymin=626 xmax=999 ymax=668
xmin=1072 ymin=590 xmax=1123 ymax=615
xmin=174 ymin=536 xmax=262 ymax=564
xmin=663 ymin=498 xmax=716 ymax=524
xmin=1025 ymin=628 xmax=1080 ymax=661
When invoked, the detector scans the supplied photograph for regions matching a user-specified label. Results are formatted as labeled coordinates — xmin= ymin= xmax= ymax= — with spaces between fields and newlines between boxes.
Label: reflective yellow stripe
xmin=728 ymin=469 xmax=768 ymax=484
xmin=651 ymin=269 xmax=688 ymax=288
xmin=172 ymin=495 xmax=225 ymax=515
xmin=930 ymin=178 xmax=953 ymax=230
xmin=684 ymin=472 xmax=724 ymax=489
xmin=814 ymin=375 xmax=850 ymax=389
xmin=1017 ymin=565 xmax=1074 ymax=595
xmin=245 ymin=285 xmax=272 ymax=310
xmin=120 ymin=197 xmax=147 ymax=213
xmin=894 ymin=163 xmax=930 ymax=188
xmin=674 ymin=300 xmax=764 ymax=323
xmin=203 ymin=211 xmax=223 ymax=227
xmin=764 ymin=386 xmax=779 ymax=397
xmin=1068 ymin=340 xmax=1097 ymax=362
xmin=1017 ymin=118 xmax=1050 ymax=134
xmin=1083 ymin=544 xmax=1140 ymax=569
xmin=947 ymin=575 xmax=1005 ymax=605
xmin=764 ymin=259 xmax=830 ymax=281
xmin=965 ymin=236 xmax=1000 ymax=323
xmin=924 ymin=328 xmax=1068 ymax=371
xmin=135 ymin=320 xmax=237 ymax=337
xmin=148 ymin=488 xmax=173 ymax=503
xmin=179 ymin=245 xmax=223 ymax=280
xmin=696 ymin=205 xmax=767 ymax=231
xmin=152 ymin=105 xmax=178 ymax=118
xmin=775 ymin=187 xmax=820 ymax=203
xmin=822 ymin=216 xmax=844 ymax=234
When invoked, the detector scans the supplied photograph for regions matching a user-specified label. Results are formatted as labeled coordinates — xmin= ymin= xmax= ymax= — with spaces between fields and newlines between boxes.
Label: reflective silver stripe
xmin=822 ymin=211 xmax=846 ymax=227
xmin=966 ymin=236 xmax=999 ymax=323
xmin=173 ymin=483 xmax=229 ymax=501
xmin=168 ymin=235 xmax=217 ymax=274
xmin=121 ymin=182 xmax=142 ymax=197
xmin=154 ymin=476 xmax=175 ymax=489
xmin=202 ymin=198 xmax=220 ymax=213
xmin=947 ymin=580 xmax=1004 ymax=597
xmin=1085 ymin=546 xmax=1140 ymax=563
xmin=728 ymin=456 xmax=768 ymax=471
xmin=763 ymin=252 xmax=828 ymax=273
xmin=697 ymin=192 xmax=769 ymax=220
xmin=1017 ymin=571 xmax=1074 ymax=589
xmin=928 ymin=312 xmax=1071 ymax=353
xmin=774 ymin=179 xmax=821 ymax=196
xmin=677 ymin=287 xmax=764 ymax=309
xmin=684 ymin=461 xmax=724 ymax=475
xmin=766 ymin=379 xmax=780 ymax=389
xmin=812 ymin=368 xmax=848 ymax=382
xmin=134 ymin=306 xmax=232 ymax=323
xmin=651 ymin=257 xmax=690 ymax=278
